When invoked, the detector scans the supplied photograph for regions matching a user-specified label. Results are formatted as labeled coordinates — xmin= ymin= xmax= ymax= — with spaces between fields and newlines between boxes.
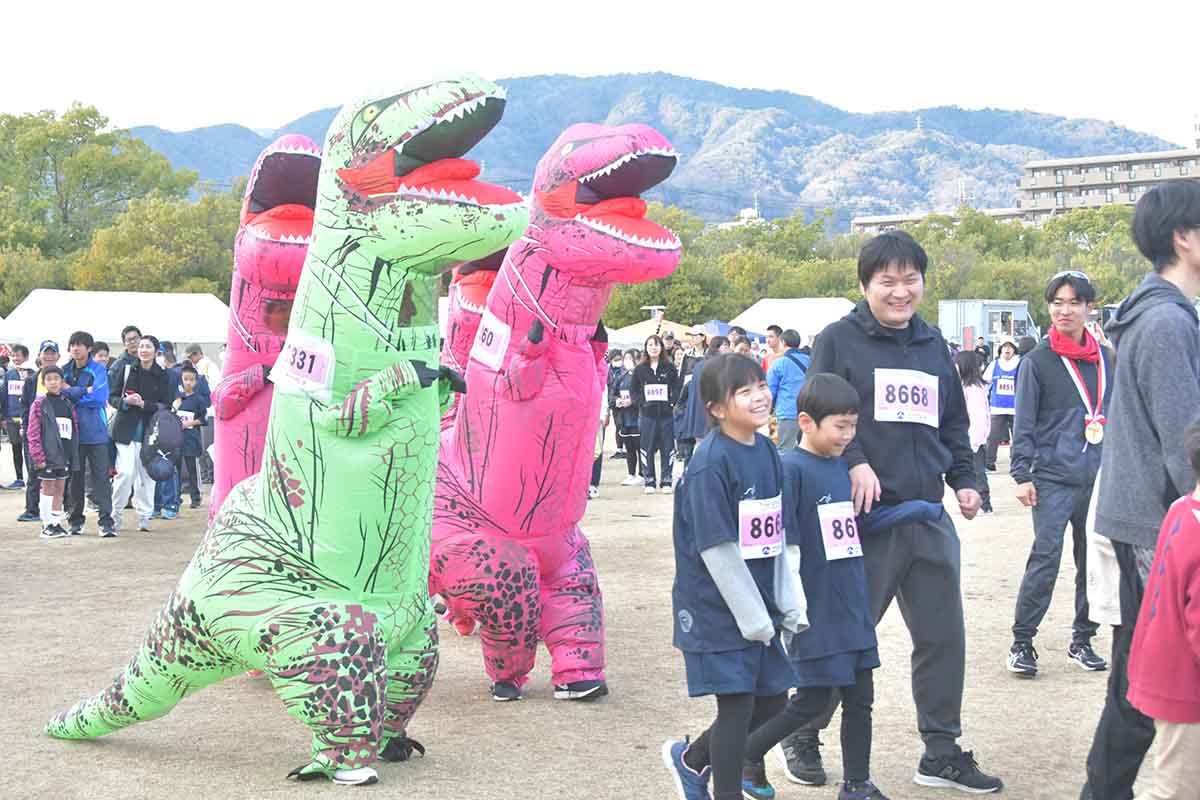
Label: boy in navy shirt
xmin=661 ymin=353 xmax=807 ymax=800
xmin=741 ymin=373 xmax=886 ymax=800
xmin=173 ymin=364 xmax=208 ymax=510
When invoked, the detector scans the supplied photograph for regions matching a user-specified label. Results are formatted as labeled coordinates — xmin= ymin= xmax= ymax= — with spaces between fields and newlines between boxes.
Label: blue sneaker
xmin=150 ymin=510 xmax=163 ymax=519
xmin=163 ymin=509 xmax=179 ymax=520
xmin=7 ymin=479 xmax=25 ymax=489
xmin=661 ymin=739 xmax=711 ymax=800
xmin=742 ymin=761 xmax=775 ymax=799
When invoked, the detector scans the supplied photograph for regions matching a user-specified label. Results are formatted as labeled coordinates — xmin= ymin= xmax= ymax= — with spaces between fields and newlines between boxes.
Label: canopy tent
xmin=729 ymin=298 xmax=855 ymax=343
xmin=696 ymin=319 xmax=767 ymax=343
xmin=610 ymin=317 xmax=692 ymax=350
xmin=0 ymin=289 xmax=231 ymax=359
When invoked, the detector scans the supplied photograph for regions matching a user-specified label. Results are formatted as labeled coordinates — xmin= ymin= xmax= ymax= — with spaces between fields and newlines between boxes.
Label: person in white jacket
xmin=957 ymin=350 xmax=993 ymax=513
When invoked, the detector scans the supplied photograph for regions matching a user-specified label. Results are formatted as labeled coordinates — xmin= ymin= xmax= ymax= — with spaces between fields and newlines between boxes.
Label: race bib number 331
xmin=272 ymin=329 xmax=335 ymax=397
xmin=874 ymin=368 xmax=939 ymax=428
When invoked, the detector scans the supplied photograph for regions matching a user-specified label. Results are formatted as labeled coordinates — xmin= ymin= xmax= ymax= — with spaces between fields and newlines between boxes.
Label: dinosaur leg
xmin=379 ymin=613 xmax=439 ymax=762
xmin=261 ymin=603 xmax=388 ymax=785
xmin=46 ymin=591 xmax=242 ymax=740
xmin=538 ymin=528 xmax=606 ymax=687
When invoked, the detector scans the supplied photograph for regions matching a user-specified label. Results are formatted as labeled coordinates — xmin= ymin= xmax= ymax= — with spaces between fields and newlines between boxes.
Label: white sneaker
xmin=620 ymin=476 xmax=641 ymax=487
xmin=661 ymin=484 xmax=674 ymax=495
xmin=644 ymin=486 xmax=656 ymax=495
xmin=138 ymin=517 xmax=152 ymax=532
xmin=587 ymin=486 xmax=600 ymax=499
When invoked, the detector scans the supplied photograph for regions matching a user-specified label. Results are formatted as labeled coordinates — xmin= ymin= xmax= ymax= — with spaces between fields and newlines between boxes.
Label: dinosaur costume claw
xmin=45 ymin=74 xmax=528 ymax=783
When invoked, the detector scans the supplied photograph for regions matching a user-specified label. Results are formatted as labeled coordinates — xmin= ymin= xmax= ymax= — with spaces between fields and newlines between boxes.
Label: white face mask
xmin=623 ymin=359 xmax=635 ymax=372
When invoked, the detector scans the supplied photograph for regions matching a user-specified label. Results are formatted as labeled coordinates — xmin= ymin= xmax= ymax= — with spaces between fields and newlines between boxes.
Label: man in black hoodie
xmin=1081 ymin=180 xmax=1200 ymax=799
xmin=780 ymin=231 xmax=1001 ymax=794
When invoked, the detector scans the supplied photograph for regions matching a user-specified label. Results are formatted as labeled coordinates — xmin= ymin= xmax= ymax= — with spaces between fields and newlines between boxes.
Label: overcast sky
xmin=3 ymin=0 xmax=1192 ymax=146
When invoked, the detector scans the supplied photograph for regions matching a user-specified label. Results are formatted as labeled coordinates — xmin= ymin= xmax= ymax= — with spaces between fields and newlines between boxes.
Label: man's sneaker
xmin=553 ymin=680 xmax=608 ymax=701
xmin=587 ymin=486 xmax=600 ymax=499
xmin=40 ymin=525 xmax=68 ymax=540
xmin=839 ymin=779 xmax=891 ymax=800
xmin=17 ymin=512 xmax=40 ymax=522
xmin=138 ymin=517 xmax=152 ymax=532
xmin=644 ymin=485 xmax=656 ymax=495
xmin=914 ymin=749 xmax=1003 ymax=794
xmin=8 ymin=479 xmax=25 ymax=489
xmin=150 ymin=510 xmax=163 ymax=519
xmin=189 ymin=500 xmax=202 ymax=510
xmin=610 ymin=449 xmax=626 ymax=460
xmin=99 ymin=525 xmax=117 ymax=538
xmin=1068 ymin=642 xmax=1108 ymax=672
xmin=163 ymin=509 xmax=179 ymax=520
xmin=661 ymin=739 xmax=711 ymax=800
xmin=620 ymin=475 xmax=642 ymax=487
xmin=741 ymin=761 xmax=775 ymax=799
xmin=1006 ymin=641 xmax=1038 ymax=677
xmin=68 ymin=525 xmax=83 ymax=536
xmin=491 ymin=681 xmax=521 ymax=702
xmin=776 ymin=732 xmax=826 ymax=786
xmin=661 ymin=484 xmax=674 ymax=495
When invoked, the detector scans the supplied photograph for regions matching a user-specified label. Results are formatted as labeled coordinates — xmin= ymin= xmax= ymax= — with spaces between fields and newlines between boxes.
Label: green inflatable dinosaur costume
xmin=45 ymin=73 xmax=528 ymax=787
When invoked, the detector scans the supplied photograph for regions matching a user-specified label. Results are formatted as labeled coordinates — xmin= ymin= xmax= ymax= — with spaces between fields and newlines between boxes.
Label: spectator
xmin=90 ymin=341 xmax=110 ymax=369
xmin=956 ymin=350 xmax=992 ymax=514
xmin=184 ymin=343 xmax=221 ymax=389
xmin=173 ymin=364 xmax=209 ymax=511
xmin=109 ymin=325 xmax=141 ymax=384
xmin=974 ymin=336 xmax=992 ymax=367
xmin=109 ymin=334 xmax=169 ymax=533
xmin=17 ymin=341 xmax=62 ymax=523
xmin=1017 ymin=335 xmax=1038 ymax=356
xmin=631 ymin=335 xmax=680 ymax=494
xmin=766 ymin=329 xmax=810 ymax=451
xmin=62 ymin=331 xmax=115 ymax=537
xmin=611 ymin=349 xmax=642 ymax=485
xmin=4 ymin=344 xmax=30 ymax=490
xmin=26 ymin=364 xmax=78 ymax=540
xmin=762 ymin=324 xmax=785 ymax=371
xmin=982 ymin=338 xmax=1020 ymax=471
xmin=734 ymin=339 xmax=752 ymax=356
xmin=605 ymin=351 xmax=626 ymax=459
xmin=676 ymin=336 xmax=731 ymax=470
xmin=727 ymin=325 xmax=746 ymax=346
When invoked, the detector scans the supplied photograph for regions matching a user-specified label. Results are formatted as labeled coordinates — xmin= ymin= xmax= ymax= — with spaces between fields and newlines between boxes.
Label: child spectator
xmin=1124 ymin=420 xmax=1200 ymax=798
xmin=956 ymin=350 xmax=993 ymax=514
xmin=26 ymin=365 xmax=79 ymax=539
xmin=661 ymin=353 xmax=807 ymax=800
xmin=18 ymin=341 xmax=61 ymax=523
xmin=90 ymin=341 xmax=110 ymax=369
xmin=4 ymin=344 xmax=30 ymax=490
xmin=173 ymin=364 xmax=209 ymax=510
xmin=739 ymin=373 xmax=886 ymax=800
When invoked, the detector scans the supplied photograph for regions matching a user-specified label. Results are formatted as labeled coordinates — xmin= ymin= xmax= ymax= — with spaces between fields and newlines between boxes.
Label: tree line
xmin=1 ymin=106 xmax=1147 ymax=327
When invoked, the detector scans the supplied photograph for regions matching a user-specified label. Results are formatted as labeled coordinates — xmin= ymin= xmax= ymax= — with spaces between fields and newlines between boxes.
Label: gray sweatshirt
xmin=1095 ymin=273 xmax=1200 ymax=547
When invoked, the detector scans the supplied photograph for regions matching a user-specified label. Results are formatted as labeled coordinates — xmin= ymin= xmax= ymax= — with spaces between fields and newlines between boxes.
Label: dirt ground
xmin=2 ymin=446 xmax=1125 ymax=800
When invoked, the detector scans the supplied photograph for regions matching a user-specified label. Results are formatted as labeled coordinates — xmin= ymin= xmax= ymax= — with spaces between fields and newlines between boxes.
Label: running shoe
xmin=661 ymin=739 xmax=711 ymax=800
xmin=644 ymin=485 xmax=656 ymax=495
xmin=17 ymin=512 xmax=40 ymax=522
xmin=587 ymin=486 xmax=600 ymax=499
xmin=914 ymin=748 xmax=1003 ymax=793
xmin=777 ymin=732 xmax=826 ymax=786
xmin=553 ymin=680 xmax=608 ymax=701
xmin=741 ymin=761 xmax=775 ymax=799
xmin=661 ymin=484 xmax=674 ymax=495
xmin=1006 ymin=641 xmax=1038 ymax=677
xmin=491 ymin=681 xmax=521 ymax=702
xmin=100 ymin=525 xmax=117 ymax=539
xmin=138 ymin=517 xmax=152 ymax=532
xmin=839 ymin=779 xmax=891 ymax=800
xmin=620 ymin=475 xmax=642 ymax=487
xmin=163 ymin=509 xmax=179 ymax=520
xmin=8 ymin=479 xmax=25 ymax=489
xmin=1067 ymin=642 xmax=1108 ymax=672
xmin=40 ymin=525 xmax=68 ymax=540
xmin=69 ymin=525 xmax=83 ymax=536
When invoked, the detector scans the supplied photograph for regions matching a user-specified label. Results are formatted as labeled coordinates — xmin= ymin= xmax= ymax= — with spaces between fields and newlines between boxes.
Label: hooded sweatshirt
xmin=1095 ymin=273 xmax=1200 ymax=548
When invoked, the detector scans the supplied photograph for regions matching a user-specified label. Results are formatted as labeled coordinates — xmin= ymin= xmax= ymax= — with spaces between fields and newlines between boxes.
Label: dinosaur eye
xmin=361 ymin=105 xmax=380 ymax=123
xmin=560 ymin=143 xmax=574 ymax=156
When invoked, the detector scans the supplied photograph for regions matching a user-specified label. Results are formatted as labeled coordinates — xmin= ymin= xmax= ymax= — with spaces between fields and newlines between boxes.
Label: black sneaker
xmin=915 ymin=749 xmax=1003 ymax=793
xmin=553 ymin=679 xmax=609 ymax=701
xmin=839 ymin=779 xmax=891 ymax=800
xmin=17 ymin=512 xmax=40 ymax=522
xmin=1067 ymin=642 xmax=1108 ymax=672
xmin=69 ymin=525 xmax=83 ymax=536
xmin=777 ymin=731 xmax=826 ymax=786
xmin=39 ymin=525 xmax=68 ymax=540
xmin=741 ymin=760 xmax=775 ymax=799
xmin=189 ymin=500 xmax=201 ymax=510
xmin=100 ymin=525 xmax=117 ymax=539
xmin=491 ymin=681 xmax=522 ymax=702
xmin=1006 ymin=641 xmax=1038 ymax=677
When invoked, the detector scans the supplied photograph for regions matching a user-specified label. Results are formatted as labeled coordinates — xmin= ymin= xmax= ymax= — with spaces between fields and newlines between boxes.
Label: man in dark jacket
xmin=4 ymin=344 xmax=30 ymax=490
xmin=109 ymin=334 xmax=169 ymax=532
xmin=782 ymin=231 xmax=1001 ymax=793
xmin=107 ymin=324 xmax=141 ymax=385
xmin=1081 ymin=179 xmax=1200 ymax=799
xmin=1008 ymin=272 xmax=1112 ymax=677
xmin=62 ymin=330 xmax=115 ymax=537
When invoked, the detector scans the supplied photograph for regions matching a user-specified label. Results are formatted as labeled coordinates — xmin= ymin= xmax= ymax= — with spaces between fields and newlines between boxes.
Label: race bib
xmin=176 ymin=410 xmax=195 ymax=424
xmin=644 ymin=383 xmax=668 ymax=403
xmin=995 ymin=377 xmax=1015 ymax=396
xmin=684 ymin=373 xmax=693 ymax=386
xmin=874 ymin=368 xmax=939 ymax=428
xmin=738 ymin=495 xmax=783 ymax=560
xmin=619 ymin=389 xmax=631 ymax=403
xmin=469 ymin=308 xmax=512 ymax=372
xmin=7 ymin=380 xmax=22 ymax=396
xmin=56 ymin=416 xmax=72 ymax=439
xmin=272 ymin=328 xmax=335 ymax=397
xmin=817 ymin=501 xmax=861 ymax=560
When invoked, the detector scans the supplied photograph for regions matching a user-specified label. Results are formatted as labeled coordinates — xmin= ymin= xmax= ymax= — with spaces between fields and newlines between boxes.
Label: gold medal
xmin=1085 ymin=420 xmax=1104 ymax=445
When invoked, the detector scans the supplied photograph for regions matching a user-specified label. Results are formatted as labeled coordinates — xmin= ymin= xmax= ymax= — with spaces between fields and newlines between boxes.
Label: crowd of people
xmin=660 ymin=179 xmax=1200 ymax=800
xmin=1 ymin=325 xmax=219 ymax=538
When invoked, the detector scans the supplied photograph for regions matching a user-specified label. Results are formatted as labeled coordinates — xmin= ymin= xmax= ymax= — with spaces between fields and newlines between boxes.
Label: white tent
xmin=730 ymin=298 xmax=854 ymax=343
xmin=0 ymin=289 xmax=231 ymax=358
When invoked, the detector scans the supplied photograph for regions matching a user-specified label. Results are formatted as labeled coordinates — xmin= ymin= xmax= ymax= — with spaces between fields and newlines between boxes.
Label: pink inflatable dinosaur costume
xmin=210 ymin=135 xmax=321 ymax=521
xmin=439 ymin=253 xmax=502 ymax=432
xmin=430 ymin=123 xmax=681 ymax=701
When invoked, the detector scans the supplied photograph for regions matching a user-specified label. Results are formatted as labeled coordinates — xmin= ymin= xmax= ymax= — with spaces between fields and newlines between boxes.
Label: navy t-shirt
xmin=672 ymin=429 xmax=786 ymax=653
xmin=782 ymin=449 xmax=876 ymax=660
xmin=175 ymin=392 xmax=209 ymax=457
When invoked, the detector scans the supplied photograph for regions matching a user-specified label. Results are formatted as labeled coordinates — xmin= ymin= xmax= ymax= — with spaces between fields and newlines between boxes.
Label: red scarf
xmin=1049 ymin=326 xmax=1100 ymax=363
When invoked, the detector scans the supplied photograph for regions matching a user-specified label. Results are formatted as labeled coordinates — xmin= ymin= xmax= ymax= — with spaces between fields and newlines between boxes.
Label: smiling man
xmin=782 ymin=231 xmax=1001 ymax=793
xmin=1007 ymin=272 xmax=1112 ymax=679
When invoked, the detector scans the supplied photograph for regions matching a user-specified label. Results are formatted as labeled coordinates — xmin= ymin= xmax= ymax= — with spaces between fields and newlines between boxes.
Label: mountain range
xmin=130 ymin=73 xmax=1177 ymax=229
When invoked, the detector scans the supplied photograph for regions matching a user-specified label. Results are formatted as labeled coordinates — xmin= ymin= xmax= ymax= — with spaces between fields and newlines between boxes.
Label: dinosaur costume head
xmin=231 ymin=134 xmax=321 ymax=349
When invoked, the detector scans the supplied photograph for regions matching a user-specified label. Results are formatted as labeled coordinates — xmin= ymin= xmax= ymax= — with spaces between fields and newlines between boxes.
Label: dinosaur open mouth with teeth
xmin=337 ymin=92 xmax=523 ymax=211
xmin=242 ymin=141 xmax=321 ymax=245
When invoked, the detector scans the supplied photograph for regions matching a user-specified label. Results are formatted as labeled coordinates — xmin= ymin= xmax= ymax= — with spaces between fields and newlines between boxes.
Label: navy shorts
xmin=683 ymin=633 xmax=798 ymax=697
xmin=792 ymin=647 xmax=880 ymax=688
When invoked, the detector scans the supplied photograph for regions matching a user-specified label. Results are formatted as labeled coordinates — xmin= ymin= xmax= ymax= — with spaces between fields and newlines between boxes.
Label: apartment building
xmin=850 ymin=207 xmax=1025 ymax=234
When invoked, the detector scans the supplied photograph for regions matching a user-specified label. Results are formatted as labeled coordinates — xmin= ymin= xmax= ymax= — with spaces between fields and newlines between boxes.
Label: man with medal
xmin=1009 ymin=271 xmax=1113 ymax=678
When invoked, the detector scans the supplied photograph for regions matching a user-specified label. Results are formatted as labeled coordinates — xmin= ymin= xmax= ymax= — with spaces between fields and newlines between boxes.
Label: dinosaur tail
xmin=45 ymin=591 xmax=239 ymax=740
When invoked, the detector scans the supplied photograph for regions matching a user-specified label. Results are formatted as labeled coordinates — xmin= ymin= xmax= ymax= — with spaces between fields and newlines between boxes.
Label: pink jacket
xmin=962 ymin=384 xmax=990 ymax=452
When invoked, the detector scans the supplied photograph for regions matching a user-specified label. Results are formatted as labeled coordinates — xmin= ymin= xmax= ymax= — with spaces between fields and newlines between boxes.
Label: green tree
xmin=0 ymin=246 xmax=70 ymax=315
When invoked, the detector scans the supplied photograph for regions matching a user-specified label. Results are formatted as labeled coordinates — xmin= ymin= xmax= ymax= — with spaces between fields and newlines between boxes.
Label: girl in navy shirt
xmin=662 ymin=353 xmax=807 ymax=800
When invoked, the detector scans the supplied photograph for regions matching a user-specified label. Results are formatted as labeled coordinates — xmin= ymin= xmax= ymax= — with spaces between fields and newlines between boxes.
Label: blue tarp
xmin=698 ymin=319 xmax=767 ymax=343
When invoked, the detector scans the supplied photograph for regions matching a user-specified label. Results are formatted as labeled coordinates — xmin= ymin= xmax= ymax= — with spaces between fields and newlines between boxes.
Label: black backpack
xmin=142 ymin=407 xmax=184 ymax=477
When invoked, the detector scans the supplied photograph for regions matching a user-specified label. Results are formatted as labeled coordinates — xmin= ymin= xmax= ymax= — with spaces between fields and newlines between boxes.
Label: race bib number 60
xmin=470 ymin=308 xmax=512 ymax=372
xmin=739 ymin=495 xmax=783 ymax=560
xmin=874 ymin=368 xmax=939 ymax=428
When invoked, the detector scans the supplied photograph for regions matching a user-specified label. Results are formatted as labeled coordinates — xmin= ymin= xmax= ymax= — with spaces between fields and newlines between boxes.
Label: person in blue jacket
xmin=4 ymin=344 xmax=31 ymax=490
xmin=766 ymin=329 xmax=811 ymax=452
xmin=61 ymin=331 xmax=114 ymax=537
xmin=677 ymin=336 xmax=731 ymax=471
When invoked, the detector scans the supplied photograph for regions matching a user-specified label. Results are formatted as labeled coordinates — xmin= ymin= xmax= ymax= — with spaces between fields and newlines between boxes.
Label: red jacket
xmin=1127 ymin=494 xmax=1200 ymax=723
